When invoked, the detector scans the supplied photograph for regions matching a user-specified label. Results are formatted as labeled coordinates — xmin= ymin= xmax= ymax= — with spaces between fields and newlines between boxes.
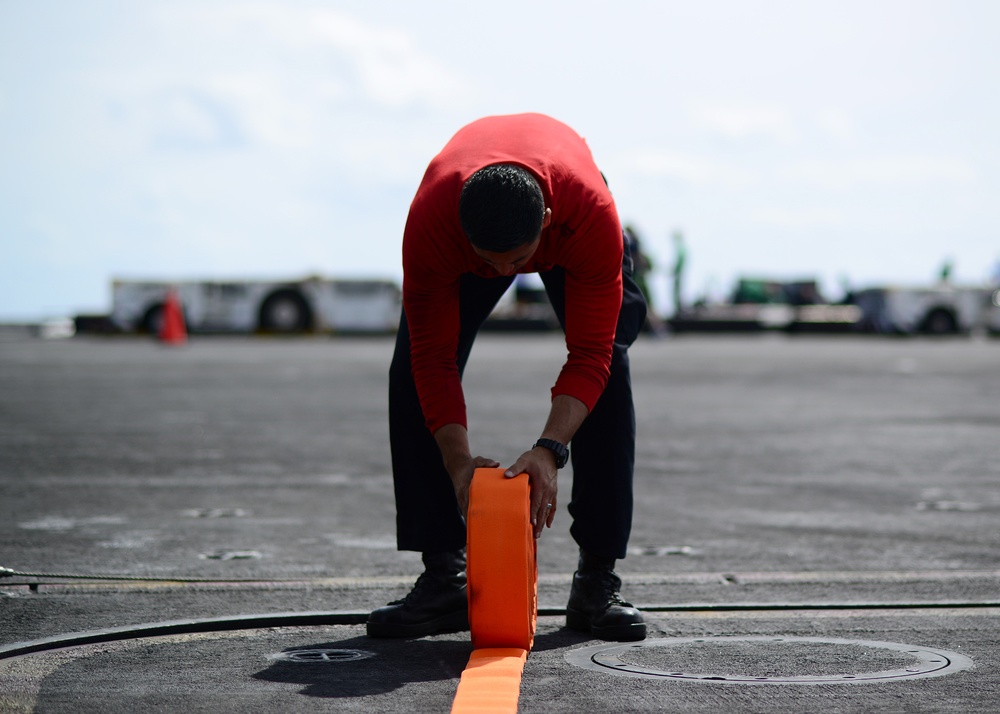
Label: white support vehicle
xmin=111 ymin=276 xmax=401 ymax=335
xmin=853 ymin=283 xmax=1000 ymax=335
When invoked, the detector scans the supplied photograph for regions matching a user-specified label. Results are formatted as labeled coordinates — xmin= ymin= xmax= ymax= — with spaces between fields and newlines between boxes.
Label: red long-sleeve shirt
xmin=402 ymin=113 xmax=623 ymax=432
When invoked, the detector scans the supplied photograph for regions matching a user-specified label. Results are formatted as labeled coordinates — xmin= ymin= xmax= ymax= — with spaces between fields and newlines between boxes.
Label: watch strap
xmin=533 ymin=438 xmax=569 ymax=469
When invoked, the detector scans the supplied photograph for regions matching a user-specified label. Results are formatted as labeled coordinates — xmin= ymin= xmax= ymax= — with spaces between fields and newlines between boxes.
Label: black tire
xmin=258 ymin=290 xmax=313 ymax=333
xmin=140 ymin=304 xmax=165 ymax=334
xmin=921 ymin=308 xmax=957 ymax=335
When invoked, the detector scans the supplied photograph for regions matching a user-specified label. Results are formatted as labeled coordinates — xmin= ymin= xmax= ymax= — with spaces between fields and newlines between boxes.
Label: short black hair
xmin=459 ymin=164 xmax=545 ymax=252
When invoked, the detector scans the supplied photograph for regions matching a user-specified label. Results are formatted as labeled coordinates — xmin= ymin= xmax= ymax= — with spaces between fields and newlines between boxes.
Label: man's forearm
xmin=540 ymin=394 xmax=589 ymax=444
xmin=434 ymin=423 xmax=471 ymax=476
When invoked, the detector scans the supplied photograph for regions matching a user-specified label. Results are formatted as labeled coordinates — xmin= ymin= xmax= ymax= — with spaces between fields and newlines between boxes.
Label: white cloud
xmin=304 ymin=11 xmax=464 ymax=107
xmin=814 ymin=109 xmax=856 ymax=146
xmin=146 ymin=88 xmax=244 ymax=149
xmin=158 ymin=2 xmax=465 ymax=109
xmin=82 ymin=3 xmax=469 ymax=169
xmin=617 ymin=150 xmax=756 ymax=188
xmin=750 ymin=206 xmax=846 ymax=229
xmin=688 ymin=105 xmax=860 ymax=148
xmin=784 ymin=155 xmax=977 ymax=189
xmin=690 ymin=103 xmax=798 ymax=144
xmin=77 ymin=2 xmax=471 ymax=180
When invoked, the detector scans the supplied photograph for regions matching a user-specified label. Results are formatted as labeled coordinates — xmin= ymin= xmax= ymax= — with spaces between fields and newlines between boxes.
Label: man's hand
xmin=448 ymin=454 xmax=501 ymax=517
xmin=505 ymin=446 xmax=559 ymax=539
xmin=434 ymin=423 xmax=499 ymax=517
xmin=504 ymin=394 xmax=588 ymax=539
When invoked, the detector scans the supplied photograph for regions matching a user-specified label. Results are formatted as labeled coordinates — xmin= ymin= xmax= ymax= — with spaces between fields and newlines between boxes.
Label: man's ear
xmin=542 ymin=207 xmax=552 ymax=229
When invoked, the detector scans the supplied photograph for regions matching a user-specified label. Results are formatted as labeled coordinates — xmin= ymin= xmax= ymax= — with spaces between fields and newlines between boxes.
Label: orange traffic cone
xmin=158 ymin=289 xmax=188 ymax=345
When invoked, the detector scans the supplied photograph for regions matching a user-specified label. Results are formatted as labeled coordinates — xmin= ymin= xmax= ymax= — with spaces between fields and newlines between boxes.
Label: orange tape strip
xmin=451 ymin=468 xmax=538 ymax=713
xmin=450 ymin=648 xmax=528 ymax=713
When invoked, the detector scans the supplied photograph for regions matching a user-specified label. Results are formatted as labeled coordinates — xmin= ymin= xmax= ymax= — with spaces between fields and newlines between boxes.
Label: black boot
xmin=566 ymin=550 xmax=646 ymax=641
xmin=367 ymin=550 xmax=469 ymax=638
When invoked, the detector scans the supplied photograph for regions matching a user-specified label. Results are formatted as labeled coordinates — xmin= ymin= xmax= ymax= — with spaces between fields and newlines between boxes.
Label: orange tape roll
xmin=465 ymin=467 xmax=537 ymax=650
xmin=451 ymin=467 xmax=538 ymax=713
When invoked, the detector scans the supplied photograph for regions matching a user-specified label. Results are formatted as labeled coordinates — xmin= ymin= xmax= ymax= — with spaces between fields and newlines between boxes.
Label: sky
xmin=2 ymin=0 xmax=999 ymax=320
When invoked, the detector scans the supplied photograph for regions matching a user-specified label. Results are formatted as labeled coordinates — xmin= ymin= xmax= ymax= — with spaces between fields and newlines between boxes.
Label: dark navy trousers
xmin=388 ymin=237 xmax=647 ymax=560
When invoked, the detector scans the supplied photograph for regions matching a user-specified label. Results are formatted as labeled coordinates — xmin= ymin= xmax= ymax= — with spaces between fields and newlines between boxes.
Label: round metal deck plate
xmin=268 ymin=648 xmax=375 ymax=664
xmin=565 ymin=637 xmax=974 ymax=684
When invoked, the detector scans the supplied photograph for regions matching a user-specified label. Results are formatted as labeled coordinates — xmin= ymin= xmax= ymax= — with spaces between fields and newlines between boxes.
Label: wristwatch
xmin=533 ymin=438 xmax=570 ymax=469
